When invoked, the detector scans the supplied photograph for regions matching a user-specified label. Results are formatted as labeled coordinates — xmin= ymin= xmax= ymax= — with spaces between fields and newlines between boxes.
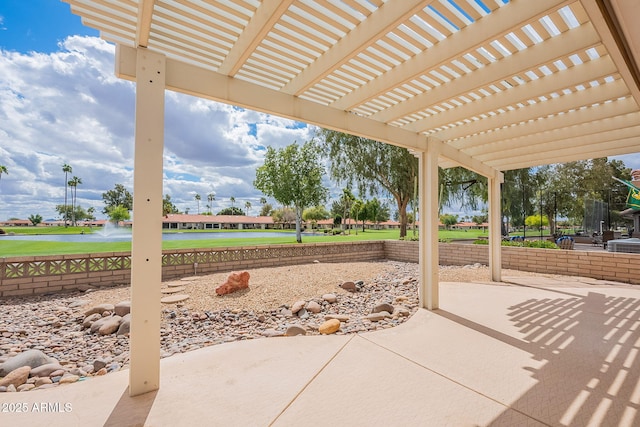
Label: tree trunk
xmin=396 ymin=197 xmax=410 ymax=238
xmin=295 ymin=207 xmax=303 ymax=243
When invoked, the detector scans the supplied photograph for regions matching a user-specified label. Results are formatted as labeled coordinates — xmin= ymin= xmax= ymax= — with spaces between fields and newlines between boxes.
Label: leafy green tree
xmin=163 ymin=194 xmax=179 ymax=216
xmin=259 ymin=202 xmax=274 ymax=216
xmin=107 ymin=205 xmax=131 ymax=224
xmin=319 ymin=129 xmax=488 ymax=238
xmin=217 ymin=206 xmax=244 ymax=215
xmin=62 ymin=164 xmax=72 ymax=226
xmin=55 ymin=205 xmax=91 ymax=222
xmin=272 ymin=207 xmax=296 ymax=229
xmin=303 ymin=205 xmax=330 ymax=229
xmin=87 ymin=207 xmax=96 ymax=221
xmin=102 ymin=184 xmax=133 ymax=214
xmin=254 ymin=141 xmax=328 ymax=243
xmin=28 ymin=214 xmax=42 ymax=226
xmin=472 ymin=213 xmax=488 ymax=225
xmin=440 ymin=213 xmax=458 ymax=230
xmin=525 ymin=214 xmax=549 ymax=230
xmin=303 ymin=205 xmax=330 ymax=221
xmin=364 ymin=198 xmax=390 ymax=228
xmin=318 ymin=130 xmax=416 ymax=238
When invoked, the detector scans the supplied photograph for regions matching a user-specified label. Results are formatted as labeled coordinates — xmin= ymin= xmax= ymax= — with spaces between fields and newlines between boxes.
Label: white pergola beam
xmin=452 ymin=96 xmax=638 ymax=150
xmin=136 ymin=0 xmax=155 ymax=48
xmin=489 ymin=134 xmax=640 ymax=169
xmin=417 ymin=55 xmax=617 ymax=134
xmin=116 ymin=44 xmax=499 ymax=178
xmin=331 ymin=0 xmax=572 ymax=111
xmin=128 ymin=47 xmax=165 ymax=397
xmin=582 ymin=0 xmax=640 ymax=105
xmin=282 ymin=0 xmax=431 ymax=96
xmin=469 ymin=111 xmax=640 ymax=159
xmin=437 ymin=78 xmax=630 ymax=142
xmin=370 ymin=20 xmax=600 ymax=123
xmin=217 ymin=0 xmax=294 ymax=76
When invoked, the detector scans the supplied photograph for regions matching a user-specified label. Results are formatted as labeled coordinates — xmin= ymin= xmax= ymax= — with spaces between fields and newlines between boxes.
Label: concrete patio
xmin=2 ymin=274 xmax=639 ymax=427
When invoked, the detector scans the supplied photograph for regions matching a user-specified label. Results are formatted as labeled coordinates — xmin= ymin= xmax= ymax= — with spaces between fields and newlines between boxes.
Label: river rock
xmin=322 ymin=293 xmax=337 ymax=303
xmin=117 ymin=313 xmax=131 ymax=335
xmin=366 ymin=311 xmax=391 ymax=322
xmin=319 ymin=319 xmax=341 ymax=334
xmin=372 ymin=303 xmax=394 ymax=314
xmin=58 ymin=374 xmax=79 ymax=385
xmin=35 ymin=377 xmax=53 ymax=387
xmin=18 ymin=383 xmax=35 ymax=392
xmin=324 ymin=314 xmax=350 ymax=322
xmin=306 ymin=301 xmax=322 ymax=313
xmin=114 ymin=301 xmax=131 ymax=316
xmin=90 ymin=316 xmax=112 ymax=334
xmin=84 ymin=303 xmax=115 ymax=317
xmin=285 ymin=325 xmax=307 ymax=336
xmin=0 ymin=366 xmax=31 ymax=387
xmin=0 ymin=350 xmax=55 ymax=376
xmin=98 ymin=315 xmax=123 ymax=335
xmin=291 ymin=300 xmax=306 ymax=314
xmin=30 ymin=363 xmax=65 ymax=378
xmin=339 ymin=281 xmax=357 ymax=292
xmin=82 ymin=313 xmax=102 ymax=329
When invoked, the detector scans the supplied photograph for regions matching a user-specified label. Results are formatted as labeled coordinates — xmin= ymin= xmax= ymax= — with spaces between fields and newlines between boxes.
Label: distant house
xmin=162 ymin=214 xmax=275 ymax=230
xmin=0 ymin=219 xmax=31 ymax=227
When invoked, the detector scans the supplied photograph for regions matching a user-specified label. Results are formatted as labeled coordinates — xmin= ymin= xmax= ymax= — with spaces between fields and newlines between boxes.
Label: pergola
xmin=62 ymin=0 xmax=640 ymax=396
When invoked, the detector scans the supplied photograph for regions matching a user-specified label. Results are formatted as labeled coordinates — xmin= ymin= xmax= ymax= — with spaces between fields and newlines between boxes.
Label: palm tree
xmin=245 ymin=201 xmax=252 ymax=216
xmin=195 ymin=193 xmax=201 ymax=214
xmin=68 ymin=176 xmax=82 ymax=226
xmin=0 ymin=165 xmax=7 ymax=194
xmin=230 ymin=196 xmax=236 ymax=208
xmin=62 ymin=164 xmax=72 ymax=226
xmin=207 ymin=193 xmax=215 ymax=214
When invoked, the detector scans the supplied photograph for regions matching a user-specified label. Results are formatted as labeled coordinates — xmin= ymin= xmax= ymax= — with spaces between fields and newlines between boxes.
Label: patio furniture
xmin=557 ymin=236 xmax=575 ymax=250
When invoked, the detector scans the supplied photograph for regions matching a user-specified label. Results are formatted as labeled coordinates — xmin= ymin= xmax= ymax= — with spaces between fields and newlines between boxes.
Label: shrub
xmin=473 ymin=239 xmax=559 ymax=249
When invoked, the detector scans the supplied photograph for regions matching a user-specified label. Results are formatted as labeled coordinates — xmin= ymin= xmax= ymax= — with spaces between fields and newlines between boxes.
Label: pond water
xmin=0 ymin=230 xmax=298 ymax=243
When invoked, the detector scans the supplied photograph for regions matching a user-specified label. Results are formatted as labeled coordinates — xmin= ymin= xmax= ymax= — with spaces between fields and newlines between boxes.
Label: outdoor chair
xmin=557 ymin=236 xmax=575 ymax=250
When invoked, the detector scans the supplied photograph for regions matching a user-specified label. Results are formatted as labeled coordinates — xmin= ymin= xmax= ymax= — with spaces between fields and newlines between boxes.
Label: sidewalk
xmin=2 ymin=275 xmax=639 ymax=426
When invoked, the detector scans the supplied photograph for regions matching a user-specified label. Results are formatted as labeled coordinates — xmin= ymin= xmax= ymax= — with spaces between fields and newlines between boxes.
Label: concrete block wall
xmin=2 ymin=240 xmax=638 ymax=298
xmin=0 ymin=242 xmax=385 ymax=297
xmin=384 ymin=241 xmax=640 ymax=285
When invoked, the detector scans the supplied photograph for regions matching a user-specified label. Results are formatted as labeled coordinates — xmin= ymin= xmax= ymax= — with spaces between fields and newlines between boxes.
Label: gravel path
xmin=0 ymin=261 xmax=546 ymax=391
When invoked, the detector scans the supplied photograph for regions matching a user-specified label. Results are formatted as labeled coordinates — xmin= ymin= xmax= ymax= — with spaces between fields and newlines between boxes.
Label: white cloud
xmin=0 ymin=36 xmax=318 ymax=219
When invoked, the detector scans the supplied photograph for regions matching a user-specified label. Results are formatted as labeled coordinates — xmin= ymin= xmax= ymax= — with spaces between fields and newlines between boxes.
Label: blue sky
xmin=1 ymin=1 xmax=98 ymax=53
xmin=0 ymin=1 xmax=316 ymax=220
xmin=0 ymin=2 xmax=639 ymax=222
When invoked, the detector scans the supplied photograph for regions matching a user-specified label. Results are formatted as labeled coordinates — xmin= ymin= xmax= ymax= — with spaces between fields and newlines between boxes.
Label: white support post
xmin=418 ymin=140 xmax=440 ymax=310
xmin=488 ymin=172 xmax=503 ymax=282
xmin=129 ymin=48 xmax=165 ymax=397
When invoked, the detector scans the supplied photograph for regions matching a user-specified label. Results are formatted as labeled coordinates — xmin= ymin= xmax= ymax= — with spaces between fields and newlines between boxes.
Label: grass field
xmin=0 ymin=226 xmax=491 ymax=257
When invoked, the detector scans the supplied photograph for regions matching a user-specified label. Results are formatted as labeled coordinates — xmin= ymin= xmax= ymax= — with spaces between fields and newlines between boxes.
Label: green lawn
xmin=0 ymin=227 xmax=491 ymax=257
